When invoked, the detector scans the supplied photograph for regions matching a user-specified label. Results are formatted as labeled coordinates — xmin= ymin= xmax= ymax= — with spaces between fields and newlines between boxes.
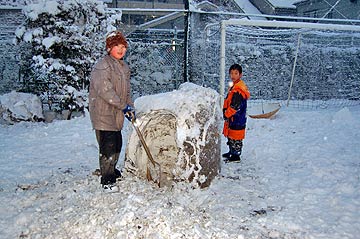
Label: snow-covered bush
xmin=15 ymin=0 xmax=122 ymax=113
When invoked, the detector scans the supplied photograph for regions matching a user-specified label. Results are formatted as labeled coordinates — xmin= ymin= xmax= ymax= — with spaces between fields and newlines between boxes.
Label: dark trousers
xmin=95 ymin=130 xmax=122 ymax=185
xmin=227 ymin=138 xmax=243 ymax=156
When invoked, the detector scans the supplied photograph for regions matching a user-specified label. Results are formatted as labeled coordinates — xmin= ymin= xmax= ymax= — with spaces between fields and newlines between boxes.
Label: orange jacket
xmin=223 ymin=80 xmax=250 ymax=140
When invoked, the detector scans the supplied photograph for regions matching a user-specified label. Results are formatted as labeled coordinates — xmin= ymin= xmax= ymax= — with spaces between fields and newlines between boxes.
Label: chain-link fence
xmin=126 ymin=29 xmax=185 ymax=98
xmin=202 ymin=20 xmax=360 ymax=109
xmin=2 ymin=5 xmax=360 ymax=110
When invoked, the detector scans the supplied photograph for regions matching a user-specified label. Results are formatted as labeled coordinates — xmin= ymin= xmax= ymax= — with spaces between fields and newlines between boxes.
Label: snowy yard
xmin=0 ymin=105 xmax=359 ymax=239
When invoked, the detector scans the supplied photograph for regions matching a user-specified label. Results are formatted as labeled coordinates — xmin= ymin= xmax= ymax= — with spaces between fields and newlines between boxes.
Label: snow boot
xmin=222 ymin=143 xmax=233 ymax=159
xmin=225 ymin=154 xmax=241 ymax=163
xmin=115 ymin=168 xmax=122 ymax=179
xmin=101 ymin=175 xmax=119 ymax=193
xmin=222 ymin=151 xmax=232 ymax=158
xmin=102 ymin=183 xmax=119 ymax=193
xmin=93 ymin=168 xmax=121 ymax=178
xmin=92 ymin=168 xmax=101 ymax=176
xmin=100 ymin=174 xmax=116 ymax=185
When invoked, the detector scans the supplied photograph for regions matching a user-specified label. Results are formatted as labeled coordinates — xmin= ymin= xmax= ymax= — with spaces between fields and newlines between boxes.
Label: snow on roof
xmin=138 ymin=11 xmax=183 ymax=30
xmin=192 ymin=1 xmax=220 ymax=11
xmin=293 ymin=0 xmax=308 ymax=4
xmin=233 ymin=0 xmax=266 ymax=20
xmin=267 ymin=0 xmax=299 ymax=9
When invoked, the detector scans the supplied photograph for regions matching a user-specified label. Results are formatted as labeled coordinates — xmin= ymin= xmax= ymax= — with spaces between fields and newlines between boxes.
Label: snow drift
xmin=0 ymin=91 xmax=43 ymax=124
xmin=1 ymin=91 xmax=360 ymax=238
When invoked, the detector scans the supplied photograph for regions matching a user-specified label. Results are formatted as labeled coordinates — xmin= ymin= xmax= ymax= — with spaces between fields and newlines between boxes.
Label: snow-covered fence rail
xmin=205 ymin=19 xmax=360 ymax=109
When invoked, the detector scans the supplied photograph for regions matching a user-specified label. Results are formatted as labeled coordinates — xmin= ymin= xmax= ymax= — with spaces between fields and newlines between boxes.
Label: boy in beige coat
xmin=89 ymin=31 xmax=135 ymax=192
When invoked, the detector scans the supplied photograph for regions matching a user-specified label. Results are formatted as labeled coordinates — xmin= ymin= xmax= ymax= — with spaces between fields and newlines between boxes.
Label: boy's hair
xmin=229 ymin=64 xmax=242 ymax=74
xmin=106 ymin=30 xmax=128 ymax=53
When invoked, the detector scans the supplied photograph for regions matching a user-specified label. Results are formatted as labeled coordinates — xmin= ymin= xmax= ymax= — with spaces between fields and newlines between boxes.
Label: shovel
xmin=129 ymin=116 xmax=162 ymax=187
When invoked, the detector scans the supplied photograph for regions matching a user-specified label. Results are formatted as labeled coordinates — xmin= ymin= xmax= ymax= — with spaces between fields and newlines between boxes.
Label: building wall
xmin=113 ymin=0 xmax=184 ymax=28
xmin=251 ymin=0 xmax=359 ymax=20
xmin=112 ymin=0 xmax=183 ymax=9
xmin=274 ymin=7 xmax=296 ymax=16
xmin=250 ymin=0 xmax=296 ymax=17
xmin=250 ymin=0 xmax=276 ymax=15
xmin=295 ymin=0 xmax=360 ymax=22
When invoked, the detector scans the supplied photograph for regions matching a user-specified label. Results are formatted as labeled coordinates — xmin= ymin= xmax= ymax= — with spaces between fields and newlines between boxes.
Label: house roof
xmin=293 ymin=0 xmax=308 ymax=5
xmin=233 ymin=0 xmax=267 ymax=20
xmin=267 ymin=0 xmax=299 ymax=9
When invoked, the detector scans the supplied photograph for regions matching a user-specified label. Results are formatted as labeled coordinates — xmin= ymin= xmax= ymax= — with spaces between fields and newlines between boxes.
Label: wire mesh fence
xmin=203 ymin=21 xmax=360 ymax=109
xmin=1 ymin=7 xmax=360 ymax=110
xmin=126 ymin=29 xmax=185 ymax=98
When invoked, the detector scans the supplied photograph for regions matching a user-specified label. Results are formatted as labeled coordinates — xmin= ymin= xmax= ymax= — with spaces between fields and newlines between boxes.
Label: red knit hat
xmin=106 ymin=31 xmax=128 ymax=52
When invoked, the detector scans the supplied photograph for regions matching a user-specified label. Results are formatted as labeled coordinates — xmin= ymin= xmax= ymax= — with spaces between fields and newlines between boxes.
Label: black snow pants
xmin=227 ymin=138 xmax=243 ymax=156
xmin=95 ymin=130 xmax=122 ymax=185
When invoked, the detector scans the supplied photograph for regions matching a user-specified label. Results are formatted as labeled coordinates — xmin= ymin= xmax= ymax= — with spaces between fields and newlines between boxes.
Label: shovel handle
xmin=131 ymin=118 xmax=161 ymax=187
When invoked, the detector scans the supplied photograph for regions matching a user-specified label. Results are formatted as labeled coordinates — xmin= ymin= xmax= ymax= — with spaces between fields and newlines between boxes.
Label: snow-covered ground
xmin=1 ymin=98 xmax=359 ymax=238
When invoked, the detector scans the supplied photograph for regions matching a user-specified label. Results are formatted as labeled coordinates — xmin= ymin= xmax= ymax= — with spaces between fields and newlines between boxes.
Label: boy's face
xmin=230 ymin=69 xmax=242 ymax=82
xmin=110 ymin=44 xmax=127 ymax=60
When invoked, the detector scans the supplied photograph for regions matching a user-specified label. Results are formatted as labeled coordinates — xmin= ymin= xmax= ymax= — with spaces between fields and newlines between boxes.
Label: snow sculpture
xmin=0 ymin=91 xmax=44 ymax=124
xmin=125 ymin=83 xmax=221 ymax=188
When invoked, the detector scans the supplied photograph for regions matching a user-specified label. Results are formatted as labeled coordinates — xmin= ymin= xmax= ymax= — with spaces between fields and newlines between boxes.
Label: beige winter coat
xmin=89 ymin=55 xmax=133 ymax=131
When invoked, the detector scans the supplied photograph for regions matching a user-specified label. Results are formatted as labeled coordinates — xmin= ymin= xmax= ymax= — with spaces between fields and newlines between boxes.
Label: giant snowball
xmin=125 ymin=83 xmax=221 ymax=188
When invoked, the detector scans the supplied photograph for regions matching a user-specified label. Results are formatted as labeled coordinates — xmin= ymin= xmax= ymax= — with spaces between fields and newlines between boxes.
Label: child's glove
xmin=223 ymin=108 xmax=228 ymax=120
xmin=123 ymin=105 xmax=136 ymax=122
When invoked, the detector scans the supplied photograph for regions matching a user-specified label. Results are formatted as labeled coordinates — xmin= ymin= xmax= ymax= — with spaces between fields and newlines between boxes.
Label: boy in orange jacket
xmin=222 ymin=64 xmax=250 ymax=162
